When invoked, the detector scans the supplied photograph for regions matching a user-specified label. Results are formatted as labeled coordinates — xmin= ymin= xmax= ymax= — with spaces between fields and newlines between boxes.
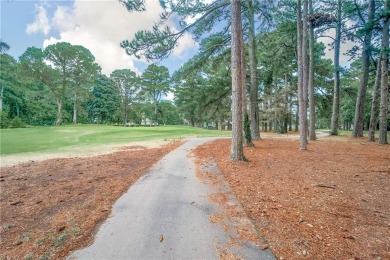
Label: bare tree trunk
xmin=230 ymin=0 xmax=245 ymax=160
xmin=368 ymin=59 xmax=382 ymax=141
xmin=248 ymin=0 xmax=260 ymax=140
xmin=297 ymin=0 xmax=308 ymax=150
xmin=330 ymin=0 xmax=342 ymax=135
xmin=242 ymin=22 xmax=252 ymax=146
xmin=289 ymin=95 xmax=293 ymax=131
xmin=302 ymin=0 xmax=309 ymax=145
xmin=283 ymin=73 xmax=289 ymax=134
xmin=379 ymin=0 xmax=389 ymax=144
xmin=73 ymin=92 xmax=78 ymax=124
xmin=241 ymin=25 xmax=247 ymax=130
xmin=154 ymin=101 xmax=158 ymax=126
xmin=353 ymin=0 xmax=375 ymax=137
xmin=0 ymin=86 xmax=3 ymax=113
xmin=56 ymin=98 xmax=63 ymax=126
xmin=16 ymin=103 xmax=20 ymax=117
xmin=308 ymin=0 xmax=316 ymax=140
xmin=123 ymin=111 xmax=127 ymax=126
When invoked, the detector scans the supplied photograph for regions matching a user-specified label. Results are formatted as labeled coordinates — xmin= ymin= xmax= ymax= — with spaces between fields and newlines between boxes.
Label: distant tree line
xmin=0 ymin=42 xmax=181 ymax=128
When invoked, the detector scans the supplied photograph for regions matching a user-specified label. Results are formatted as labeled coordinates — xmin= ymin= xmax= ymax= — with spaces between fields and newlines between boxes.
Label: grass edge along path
xmin=0 ymin=125 xmax=231 ymax=155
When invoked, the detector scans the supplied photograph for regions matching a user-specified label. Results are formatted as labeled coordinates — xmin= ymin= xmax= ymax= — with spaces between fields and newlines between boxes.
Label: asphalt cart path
xmin=69 ymin=138 xmax=275 ymax=260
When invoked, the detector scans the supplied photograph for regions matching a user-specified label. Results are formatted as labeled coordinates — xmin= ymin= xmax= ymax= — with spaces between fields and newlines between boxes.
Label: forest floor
xmin=0 ymin=140 xmax=183 ymax=260
xmin=195 ymin=132 xmax=390 ymax=259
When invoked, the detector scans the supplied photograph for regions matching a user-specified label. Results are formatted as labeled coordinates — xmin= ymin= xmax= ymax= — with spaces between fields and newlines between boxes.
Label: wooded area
xmin=1 ymin=0 xmax=389 ymax=157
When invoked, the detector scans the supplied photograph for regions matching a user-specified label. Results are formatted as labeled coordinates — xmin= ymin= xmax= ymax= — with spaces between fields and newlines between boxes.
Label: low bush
xmin=9 ymin=117 xmax=26 ymax=128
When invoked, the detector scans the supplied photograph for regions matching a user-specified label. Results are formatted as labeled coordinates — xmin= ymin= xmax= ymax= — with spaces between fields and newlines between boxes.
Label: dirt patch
xmin=195 ymin=135 xmax=390 ymax=259
xmin=0 ymin=140 xmax=183 ymax=260
xmin=1 ymin=140 xmax=172 ymax=168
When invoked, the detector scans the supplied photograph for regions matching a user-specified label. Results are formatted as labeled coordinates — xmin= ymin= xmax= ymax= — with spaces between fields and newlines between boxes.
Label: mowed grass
xmin=0 ymin=124 xmax=231 ymax=155
xmin=318 ymin=129 xmax=390 ymax=139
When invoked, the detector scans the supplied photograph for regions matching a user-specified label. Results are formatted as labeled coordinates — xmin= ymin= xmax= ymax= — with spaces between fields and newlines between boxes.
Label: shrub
xmin=0 ymin=112 xmax=10 ymax=128
xmin=9 ymin=117 xmax=26 ymax=128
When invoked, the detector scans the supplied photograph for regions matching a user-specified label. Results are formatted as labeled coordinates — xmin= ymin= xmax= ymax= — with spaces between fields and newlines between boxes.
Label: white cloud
xmin=40 ymin=0 xmax=198 ymax=75
xmin=172 ymin=32 xmax=198 ymax=58
xmin=26 ymin=4 xmax=51 ymax=35
xmin=52 ymin=6 xmax=75 ymax=32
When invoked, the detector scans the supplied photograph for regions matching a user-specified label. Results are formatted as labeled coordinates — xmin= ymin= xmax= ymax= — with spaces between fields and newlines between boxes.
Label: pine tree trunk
xmin=0 ymin=86 xmax=3 ymax=113
xmin=241 ymin=23 xmax=249 ymax=141
xmin=353 ymin=0 xmax=375 ymax=137
xmin=289 ymin=95 xmax=293 ymax=131
xmin=302 ymin=0 xmax=309 ymax=145
xmin=123 ymin=101 xmax=128 ymax=126
xmin=248 ymin=0 xmax=260 ymax=140
xmin=16 ymin=103 xmax=20 ymax=117
xmin=284 ymin=73 xmax=289 ymax=134
xmin=230 ymin=0 xmax=245 ymax=160
xmin=56 ymin=98 xmax=63 ymax=126
xmin=242 ymin=25 xmax=252 ymax=146
xmin=379 ymin=0 xmax=389 ymax=144
xmin=297 ymin=0 xmax=308 ymax=150
xmin=308 ymin=0 xmax=316 ymax=140
xmin=154 ymin=101 xmax=158 ymax=126
xmin=73 ymin=92 xmax=78 ymax=124
xmin=330 ymin=0 xmax=342 ymax=135
xmin=368 ymin=59 xmax=382 ymax=141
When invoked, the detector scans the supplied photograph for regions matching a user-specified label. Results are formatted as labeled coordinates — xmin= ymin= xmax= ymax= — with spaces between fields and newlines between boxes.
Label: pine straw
xmin=0 ymin=141 xmax=182 ymax=260
xmin=195 ymin=136 xmax=390 ymax=259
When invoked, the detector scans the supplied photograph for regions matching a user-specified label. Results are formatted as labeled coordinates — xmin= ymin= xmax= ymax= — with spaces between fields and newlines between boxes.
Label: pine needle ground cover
xmin=0 ymin=141 xmax=182 ymax=259
xmin=195 ymin=134 xmax=390 ymax=259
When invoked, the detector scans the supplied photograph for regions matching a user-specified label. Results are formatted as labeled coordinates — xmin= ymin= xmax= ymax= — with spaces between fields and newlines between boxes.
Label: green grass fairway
xmin=0 ymin=125 xmax=231 ymax=155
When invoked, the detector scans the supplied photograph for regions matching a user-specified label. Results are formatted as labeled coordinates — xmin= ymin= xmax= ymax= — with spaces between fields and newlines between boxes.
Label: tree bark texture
xmin=241 ymin=24 xmax=252 ymax=146
xmin=230 ymin=0 xmax=245 ymax=160
xmin=248 ymin=0 xmax=260 ymax=140
xmin=308 ymin=0 xmax=316 ymax=141
xmin=298 ymin=0 xmax=308 ymax=150
xmin=289 ymin=95 xmax=293 ymax=131
xmin=368 ymin=59 xmax=382 ymax=141
xmin=353 ymin=0 xmax=375 ymax=137
xmin=56 ymin=98 xmax=63 ymax=126
xmin=0 ymin=86 xmax=3 ymax=112
xmin=379 ymin=0 xmax=389 ymax=144
xmin=73 ymin=93 xmax=78 ymax=124
xmin=330 ymin=0 xmax=342 ymax=135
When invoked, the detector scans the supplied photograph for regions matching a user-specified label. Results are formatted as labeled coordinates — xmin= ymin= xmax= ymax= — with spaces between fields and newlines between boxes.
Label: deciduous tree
xmin=20 ymin=47 xmax=63 ymax=125
xmin=111 ymin=69 xmax=139 ymax=126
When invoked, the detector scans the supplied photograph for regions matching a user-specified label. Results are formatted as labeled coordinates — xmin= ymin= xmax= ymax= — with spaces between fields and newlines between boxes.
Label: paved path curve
xmin=69 ymin=138 xmax=275 ymax=260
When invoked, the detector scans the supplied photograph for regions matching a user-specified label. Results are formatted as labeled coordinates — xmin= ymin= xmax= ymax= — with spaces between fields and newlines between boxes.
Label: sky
xmin=0 ymin=0 xmax=199 ymax=76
